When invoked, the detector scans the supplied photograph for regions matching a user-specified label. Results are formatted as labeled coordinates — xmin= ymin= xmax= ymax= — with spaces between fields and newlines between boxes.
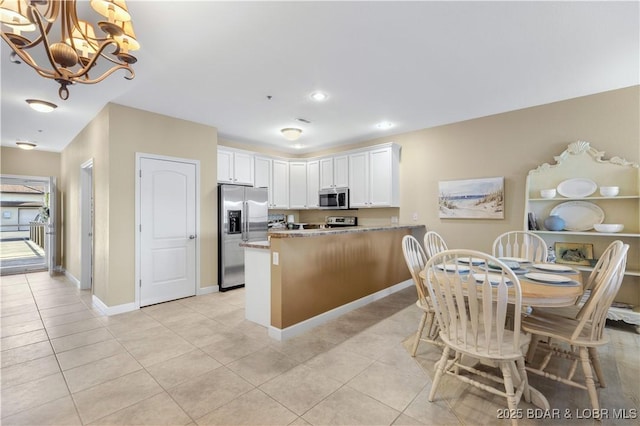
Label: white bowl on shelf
xmin=540 ymin=189 xmax=556 ymax=199
xmin=593 ymin=223 xmax=624 ymax=233
xmin=599 ymin=186 xmax=619 ymax=197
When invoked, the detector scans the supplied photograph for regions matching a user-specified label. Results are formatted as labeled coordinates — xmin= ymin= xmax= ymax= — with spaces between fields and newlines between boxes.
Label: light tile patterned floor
xmin=1 ymin=272 xmax=638 ymax=425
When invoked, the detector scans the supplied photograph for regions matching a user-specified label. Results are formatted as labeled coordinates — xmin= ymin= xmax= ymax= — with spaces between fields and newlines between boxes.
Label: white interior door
xmin=140 ymin=157 xmax=197 ymax=306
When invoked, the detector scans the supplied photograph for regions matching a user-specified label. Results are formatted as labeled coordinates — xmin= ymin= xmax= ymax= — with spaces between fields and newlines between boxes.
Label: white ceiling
xmin=1 ymin=1 xmax=638 ymax=154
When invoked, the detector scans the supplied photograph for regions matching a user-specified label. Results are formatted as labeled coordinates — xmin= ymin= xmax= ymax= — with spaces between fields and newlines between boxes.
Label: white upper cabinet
xmin=306 ymin=160 xmax=320 ymax=209
xmin=289 ymin=161 xmax=308 ymax=209
xmin=271 ymin=159 xmax=289 ymax=209
xmin=319 ymin=155 xmax=349 ymax=189
xmin=217 ymin=148 xmax=254 ymax=185
xmin=220 ymin=143 xmax=399 ymax=210
xmin=348 ymin=144 xmax=400 ymax=208
xmin=254 ymin=156 xmax=271 ymax=189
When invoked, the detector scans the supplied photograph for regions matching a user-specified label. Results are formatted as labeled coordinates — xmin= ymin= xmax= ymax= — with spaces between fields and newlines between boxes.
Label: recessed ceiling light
xmin=293 ymin=144 xmax=303 ymax=150
xmin=310 ymin=91 xmax=328 ymax=102
xmin=281 ymin=128 xmax=302 ymax=141
xmin=26 ymin=99 xmax=57 ymax=113
xmin=16 ymin=141 xmax=37 ymax=150
xmin=376 ymin=121 xmax=394 ymax=130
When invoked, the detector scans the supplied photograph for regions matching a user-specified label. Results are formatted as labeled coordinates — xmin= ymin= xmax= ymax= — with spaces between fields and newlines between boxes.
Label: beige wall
xmin=60 ymin=107 xmax=110 ymax=300
xmin=62 ymin=104 xmax=218 ymax=307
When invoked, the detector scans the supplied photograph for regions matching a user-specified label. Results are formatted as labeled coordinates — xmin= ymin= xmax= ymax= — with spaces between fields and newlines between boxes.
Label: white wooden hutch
xmin=524 ymin=141 xmax=639 ymax=331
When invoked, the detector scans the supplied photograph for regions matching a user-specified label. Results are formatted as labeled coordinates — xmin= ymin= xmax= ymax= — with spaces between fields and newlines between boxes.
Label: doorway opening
xmin=80 ymin=160 xmax=94 ymax=290
xmin=0 ymin=175 xmax=54 ymax=275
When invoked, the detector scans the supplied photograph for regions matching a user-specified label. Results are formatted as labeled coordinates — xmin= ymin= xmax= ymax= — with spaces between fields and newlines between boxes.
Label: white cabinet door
xmin=217 ymin=149 xmax=234 ymax=183
xmin=217 ymin=148 xmax=254 ymax=185
xmin=319 ymin=156 xmax=349 ymax=189
xmin=271 ymin=160 xmax=289 ymax=209
xmin=348 ymin=152 xmax=369 ymax=207
xmin=319 ymin=157 xmax=334 ymax=189
xmin=306 ymin=160 xmax=319 ymax=209
xmin=334 ymin=155 xmax=349 ymax=188
xmin=233 ymin=151 xmax=254 ymax=185
xmin=289 ymin=161 xmax=308 ymax=209
xmin=254 ymin=156 xmax=271 ymax=189
xmin=369 ymin=147 xmax=394 ymax=206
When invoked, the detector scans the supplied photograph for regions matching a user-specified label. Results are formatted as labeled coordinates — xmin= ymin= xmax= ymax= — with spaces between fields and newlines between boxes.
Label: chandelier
xmin=0 ymin=0 xmax=139 ymax=100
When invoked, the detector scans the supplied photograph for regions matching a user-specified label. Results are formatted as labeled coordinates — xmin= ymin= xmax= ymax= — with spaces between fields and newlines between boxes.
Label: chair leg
xmin=500 ymin=362 xmax=519 ymax=426
xmin=579 ymin=346 xmax=600 ymax=411
xmin=588 ymin=347 xmax=606 ymax=388
xmin=411 ymin=312 xmax=428 ymax=356
xmin=516 ymin=357 xmax=531 ymax=403
xmin=429 ymin=346 xmax=450 ymax=402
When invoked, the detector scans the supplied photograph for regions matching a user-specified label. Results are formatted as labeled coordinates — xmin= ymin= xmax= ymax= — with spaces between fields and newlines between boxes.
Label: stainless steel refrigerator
xmin=218 ymin=184 xmax=268 ymax=291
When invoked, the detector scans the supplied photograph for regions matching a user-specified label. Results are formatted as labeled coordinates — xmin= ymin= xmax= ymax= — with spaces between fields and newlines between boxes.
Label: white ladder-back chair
xmin=523 ymin=243 xmax=629 ymax=412
xmin=492 ymin=231 xmax=548 ymax=263
xmin=423 ymin=231 xmax=448 ymax=260
xmin=532 ymin=240 xmax=625 ymax=319
xmin=424 ymin=249 xmax=532 ymax=425
xmin=401 ymin=235 xmax=439 ymax=356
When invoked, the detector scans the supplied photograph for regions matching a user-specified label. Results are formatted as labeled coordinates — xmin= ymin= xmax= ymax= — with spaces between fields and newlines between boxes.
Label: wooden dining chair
xmin=531 ymin=240 xmax=625 ymax=320
xmin=401 ymin=235 xmax=439 ymax=356
xmin=492 ymin=231 xmax=548 ymax=263
xmin=523 ymin=243 xmax=629 ymax=412
xmin=423 ymin=231 xmax=448 ymax=259
xmin=424 ymin=249 xmax=531 ymax=425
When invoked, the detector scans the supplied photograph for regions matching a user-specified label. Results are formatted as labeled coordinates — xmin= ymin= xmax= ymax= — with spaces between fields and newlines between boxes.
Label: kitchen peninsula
xmin=241 ymin=224 xmax=425 ymax=340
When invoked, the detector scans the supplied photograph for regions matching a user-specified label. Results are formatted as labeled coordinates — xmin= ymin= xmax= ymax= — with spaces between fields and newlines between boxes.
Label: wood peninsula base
xmin=266 ymin=225 xmax=425 ymax=340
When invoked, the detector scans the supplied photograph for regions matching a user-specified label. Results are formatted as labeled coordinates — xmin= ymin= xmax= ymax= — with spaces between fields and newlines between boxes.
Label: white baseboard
xmin=198 ymin=285 xmax=218 ymax=295
xmin=268 ymin=279 xmax=413 ymax=341
xmin=62 ymin=269 xmax=81 ymax=288
xmin=92 ymin=295 xmax=138 ymax=316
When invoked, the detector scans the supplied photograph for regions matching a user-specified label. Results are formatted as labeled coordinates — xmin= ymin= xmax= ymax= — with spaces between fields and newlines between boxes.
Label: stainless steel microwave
xmin=319 ymin=187 xmax=349 ymax=209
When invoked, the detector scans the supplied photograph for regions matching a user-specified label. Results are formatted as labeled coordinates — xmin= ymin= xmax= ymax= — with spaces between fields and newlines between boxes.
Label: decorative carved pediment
xmin=529 ymin=140 xmax=638 ymax=176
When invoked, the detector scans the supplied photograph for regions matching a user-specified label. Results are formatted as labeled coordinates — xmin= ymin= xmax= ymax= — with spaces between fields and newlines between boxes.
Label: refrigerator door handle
xmin=242 ymin=200 xmax=248 ymax=241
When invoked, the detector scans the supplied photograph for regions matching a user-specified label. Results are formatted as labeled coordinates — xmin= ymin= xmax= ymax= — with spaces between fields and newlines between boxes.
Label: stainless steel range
xmin=326 ymin=216 xmax=358 ymax=228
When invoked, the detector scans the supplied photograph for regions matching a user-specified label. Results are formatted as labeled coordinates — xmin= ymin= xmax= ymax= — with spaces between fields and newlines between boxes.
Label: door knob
xmin=189 ymin=235 xmax=196 ymax=239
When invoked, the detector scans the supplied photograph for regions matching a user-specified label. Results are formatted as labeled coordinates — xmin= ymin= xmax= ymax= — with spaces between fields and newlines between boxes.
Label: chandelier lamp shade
xmin=0 ymin=0 xmax=140 ymax=100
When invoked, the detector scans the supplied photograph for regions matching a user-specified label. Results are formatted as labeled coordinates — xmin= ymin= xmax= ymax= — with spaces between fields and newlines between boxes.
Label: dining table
xmin=418 ymin=257 xmax=585 ymax=411
xmin=418 ymin=258 xmax=584 ymax=309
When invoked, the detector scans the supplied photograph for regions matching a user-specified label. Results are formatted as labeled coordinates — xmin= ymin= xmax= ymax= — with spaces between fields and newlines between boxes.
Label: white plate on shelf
xmin=557 ymin=178 xmax=597 ymax=198
xmin=533 ymin=263 xmax=575 ymax=273
xmin=436 ymin=263 xmax=470 ymax=273
xmin=550 ymin=201 xmax=604 ymax=231
xmin=524 ymin=273 xmax=572 ymax=283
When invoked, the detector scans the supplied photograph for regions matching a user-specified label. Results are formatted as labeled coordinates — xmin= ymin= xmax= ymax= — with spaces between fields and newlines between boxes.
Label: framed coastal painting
xmin=555 ymin=242 xmax=594 ymax=266
xmin=438 ymin=177 xmax=504 ymax=219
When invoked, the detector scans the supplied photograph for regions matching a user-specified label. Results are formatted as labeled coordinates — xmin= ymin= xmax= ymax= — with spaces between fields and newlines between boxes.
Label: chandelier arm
xmin=29 ymin=7 xmax=69 ymax=80
xmin=0 ymin=33 xmax=60 ymax=79
xmin=60 ymin=39 xmax=126 ymax=80
xmin=72 ymin=65 xmax=134 ymax=85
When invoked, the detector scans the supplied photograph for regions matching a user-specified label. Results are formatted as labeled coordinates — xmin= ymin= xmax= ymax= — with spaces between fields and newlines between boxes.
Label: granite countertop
xmin=268 ymin=224 xmax=425 ymax=239
xmin=239 ymin=240 xmax=271 ymax=249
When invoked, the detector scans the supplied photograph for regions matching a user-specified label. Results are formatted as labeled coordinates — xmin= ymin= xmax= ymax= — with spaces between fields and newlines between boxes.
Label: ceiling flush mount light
xmin=376 ymin=121 xmax=394 ymax=130
xmin=0 ymin=0 xmax=140 ymax=100
xmin=310 ymin=91 xmax=328 ymax=102
xmin=26 ymin=99 xmax=57 ymax=113
xmin=281 ymin=128 xmax=302 ymax=141
xmin=16 ymin=141 xmax=36 ymax=150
